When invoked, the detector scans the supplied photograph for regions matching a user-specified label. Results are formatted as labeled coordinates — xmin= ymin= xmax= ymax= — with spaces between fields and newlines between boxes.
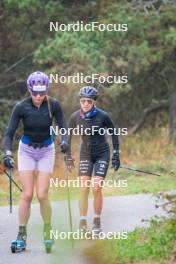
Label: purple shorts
xmin=18 ymin=141 xmax=55 ymax=173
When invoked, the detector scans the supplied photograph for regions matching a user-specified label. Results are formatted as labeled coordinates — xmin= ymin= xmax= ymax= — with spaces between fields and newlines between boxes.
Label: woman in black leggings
xmin=66 ymin=86 xmax=120 ymax=235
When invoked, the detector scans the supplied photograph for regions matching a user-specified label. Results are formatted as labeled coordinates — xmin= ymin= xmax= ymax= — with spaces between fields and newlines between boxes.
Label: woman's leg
xmin=18 ymin=171 xmax=35 ymax=226
xmin=79 ymin=176 xmax=91 ymax=216
xmin=91 ymin=153 xmax=109 ymax=233
xmin=92 ymin=176 xmax=104 ymax=215
xmin=78 ymin=156 xmax=93 ymax=231
xmin=91 ymin=176 xmax=104 ymax=233
xmin=36 ymin=172 xmax=51 ymax=224
xmin=92 ymin=151 xmax=110 ymax=216
xmin=36 ymin=143 xmax=55 ymax=225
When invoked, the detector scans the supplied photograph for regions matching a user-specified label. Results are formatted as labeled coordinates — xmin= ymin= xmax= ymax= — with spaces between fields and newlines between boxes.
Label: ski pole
xmin=120 ymin=165 xmax=161 ymax=177
xmin=9 ymin=168 xmax=12 ymax=213
xmin=64 ymin=155 xmax=74 ymax=249
xmin=0 ymin=162 xmax=22 ymax=192
xmin=4 ymin=170 xmax=22 ymax=192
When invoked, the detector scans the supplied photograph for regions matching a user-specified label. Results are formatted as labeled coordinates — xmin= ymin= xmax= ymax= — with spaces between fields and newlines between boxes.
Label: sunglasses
xmin=80 ymin=98 xmax=94 ymax=105
xmin=31 ymin=91 xmax=46 ymax=97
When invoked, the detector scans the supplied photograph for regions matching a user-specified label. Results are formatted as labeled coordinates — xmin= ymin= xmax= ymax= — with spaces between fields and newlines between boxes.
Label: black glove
xmin=60 ymin=140 xmax=69 ymax=154
xmin=3 ymin=155 xmax=14 ymax=169
xmin=64 ymin=155 xmax=75 ymax=172
xmin=111 ymin=151 xmax=120 ymax=171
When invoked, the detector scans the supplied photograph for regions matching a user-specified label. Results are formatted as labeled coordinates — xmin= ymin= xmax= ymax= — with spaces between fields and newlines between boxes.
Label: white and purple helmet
xmin=27 ymin=71 xmax=49 ymax=93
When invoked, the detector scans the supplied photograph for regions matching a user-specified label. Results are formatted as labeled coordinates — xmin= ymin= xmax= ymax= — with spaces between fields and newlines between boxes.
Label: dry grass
xmin=0 ymin=127 xmax=176 ymax=205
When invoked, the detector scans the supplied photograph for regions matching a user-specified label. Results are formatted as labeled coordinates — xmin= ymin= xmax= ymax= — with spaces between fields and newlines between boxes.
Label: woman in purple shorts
xmin=3 ymin=71 xmax=68 ymax=253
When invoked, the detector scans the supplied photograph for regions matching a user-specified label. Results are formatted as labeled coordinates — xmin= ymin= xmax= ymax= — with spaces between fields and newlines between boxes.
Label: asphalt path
xmin=0 ymin=194 xmax=167 ymax=264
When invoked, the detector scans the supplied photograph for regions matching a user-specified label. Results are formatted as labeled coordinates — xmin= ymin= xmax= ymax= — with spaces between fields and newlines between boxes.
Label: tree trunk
xmin=169 ymin=89 xmax=176 ymax=140
xmin=169 ymin=58 xmax=176 ymax=140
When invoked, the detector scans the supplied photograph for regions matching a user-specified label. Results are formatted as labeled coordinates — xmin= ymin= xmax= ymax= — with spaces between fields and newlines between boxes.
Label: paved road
xmin=0 ymin=194 xmax=167 ymax=264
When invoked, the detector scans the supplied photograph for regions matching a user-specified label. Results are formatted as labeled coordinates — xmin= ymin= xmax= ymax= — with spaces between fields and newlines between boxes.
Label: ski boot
xmin=43 ymin=225 xmax=54 ymax=253
xmin=44 ymin=239 xmax=54 ymax=253
xmin=11 ymin=232 xmax=27 ymax=253
xmin=91 ymin=217 xmax=102 ymax=239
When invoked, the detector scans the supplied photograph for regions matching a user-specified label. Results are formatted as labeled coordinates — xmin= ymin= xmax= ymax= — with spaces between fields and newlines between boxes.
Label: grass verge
xmin=0 ymin=127 xmax=176 ymax=206
xmin=84 ymin=218 xmax=176 ymax=264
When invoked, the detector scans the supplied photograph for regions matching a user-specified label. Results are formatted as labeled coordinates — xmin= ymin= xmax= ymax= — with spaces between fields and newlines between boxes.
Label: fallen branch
xmin=128 ymin=100 xmax=169 ymax=135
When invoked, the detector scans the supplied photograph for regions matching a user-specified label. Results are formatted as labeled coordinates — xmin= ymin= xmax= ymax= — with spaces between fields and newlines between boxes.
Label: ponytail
xmin=46 ymin=95 xmax=52 ymax=119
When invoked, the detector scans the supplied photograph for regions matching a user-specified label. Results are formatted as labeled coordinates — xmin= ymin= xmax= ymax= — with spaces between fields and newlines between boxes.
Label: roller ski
xmin=91 ymin=217 xmax=102 ymax=239
xmin=43 ymin=223 xmax=54 ymax=253
xmin=11 ymin=231 xmax=26 ymax=253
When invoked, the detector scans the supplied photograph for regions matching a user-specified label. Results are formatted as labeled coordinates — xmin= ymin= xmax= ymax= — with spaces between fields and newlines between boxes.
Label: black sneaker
xmin=92 ymin=217 xmax=102 ymax=236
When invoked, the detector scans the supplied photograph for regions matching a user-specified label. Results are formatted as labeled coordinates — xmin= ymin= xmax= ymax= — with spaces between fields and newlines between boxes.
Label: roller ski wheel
xmin=44 ymin=240 xmax=54 ymax=253
xmin=11 ymin=235 xmax=26 ymax=253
